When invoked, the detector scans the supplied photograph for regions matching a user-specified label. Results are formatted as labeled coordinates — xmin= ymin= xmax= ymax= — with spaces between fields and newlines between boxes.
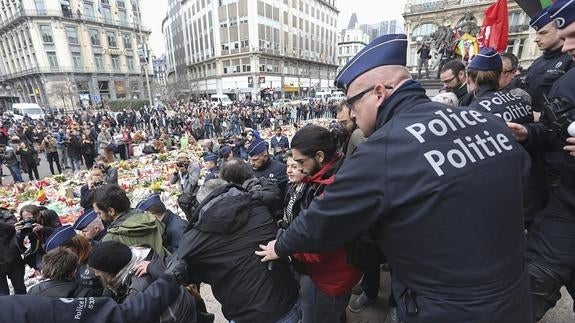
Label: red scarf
xmin=302 ymin=152 xmax=342 ymax=186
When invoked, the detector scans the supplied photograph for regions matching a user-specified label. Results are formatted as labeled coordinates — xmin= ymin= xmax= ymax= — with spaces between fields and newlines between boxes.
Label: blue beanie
xmin=468 ymin=47 xmax=502 ymax=71
xmin=73 ymin=210 xmax=97 ymax=230
xmin=136 ymin=193 xmax=163 ymax=211
xmin=45 ymin=225 xmax=76 ymax=252
xmin=203 ymin=153 xmax=219 ymax=162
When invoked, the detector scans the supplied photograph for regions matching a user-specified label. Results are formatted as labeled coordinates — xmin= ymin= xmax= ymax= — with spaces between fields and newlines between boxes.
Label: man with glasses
xmin=257 ymin=34 xmax=531 ymax=322
xmin=438 ymin=60 xmax=468 ymax=103
xmin=335 ymin=101 xmax=365 ymax=158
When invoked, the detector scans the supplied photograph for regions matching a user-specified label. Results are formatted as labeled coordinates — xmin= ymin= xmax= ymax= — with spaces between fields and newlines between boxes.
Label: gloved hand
xmin=164 ymin=254 xmax=190 ymax=285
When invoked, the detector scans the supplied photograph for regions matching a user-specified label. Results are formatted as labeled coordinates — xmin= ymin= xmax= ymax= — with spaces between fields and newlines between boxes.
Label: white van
xmin=331 ymin=91 xmax=345 ymax=101
xmin=12 ymin=103 xmax=45 ymax=121
xmin=210 ymin=94 xmax=233 ymax=107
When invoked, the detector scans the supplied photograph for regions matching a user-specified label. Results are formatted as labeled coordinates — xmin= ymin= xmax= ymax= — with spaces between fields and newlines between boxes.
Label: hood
xmin=194 ymin=184 xmax=252 ymax=234
xmin=107 ymin=209 xmax=164 ymax=237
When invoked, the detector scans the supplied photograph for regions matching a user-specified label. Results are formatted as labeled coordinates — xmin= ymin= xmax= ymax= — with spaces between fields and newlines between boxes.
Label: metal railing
xmin=0 ymin=65 xmax=138 ymax=82
xmin=0 ymin=8 xmax=150 ymax=32
xmin=406 ymin=0 xmax=493 ymax=14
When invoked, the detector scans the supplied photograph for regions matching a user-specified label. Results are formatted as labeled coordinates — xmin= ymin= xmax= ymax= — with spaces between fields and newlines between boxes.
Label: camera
xmin=541 ymin=96 xmax=575 ymax=144
xmin=20 ymin=218 xmax=36 ymax=235
xmin=93 ymin=180 xmax=104 ymax=188
xmin=177 ymin=161 xmax=189 ymax=168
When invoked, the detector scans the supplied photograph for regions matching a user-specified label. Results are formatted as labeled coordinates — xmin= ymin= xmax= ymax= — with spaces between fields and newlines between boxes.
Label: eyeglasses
xmin=441 ymin=75 xmax=456 ymax=84
xmin=345 ymin=86 xmax=376 ymax=111
xmin=503 ymin=68 xmax=516 ymax=74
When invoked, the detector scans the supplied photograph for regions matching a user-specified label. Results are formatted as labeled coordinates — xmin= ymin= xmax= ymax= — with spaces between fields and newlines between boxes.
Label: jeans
xmin=7 ymin=163 xmax=23 ymax=183
xmin=58 ymin=147 xmax=68 ymax=167
xmin=298 ymin=274 xmax=316 ymax=323
xmin=417 ymin=58 xmax=429 ymax=79
xmin=68 ymin=155 xmax=81 ymax=172
xmin=46 ymin=151 xmax=61 ymax=175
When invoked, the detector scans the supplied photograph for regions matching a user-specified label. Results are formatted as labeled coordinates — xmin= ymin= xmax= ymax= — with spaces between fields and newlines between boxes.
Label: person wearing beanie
xmin=507 ymin=1 xmax=575 ymax=320
xmin=88 ymin=241 xmax=196 ymax=323
xmin=257 ymin=34 xmax=531 ymax=322
xmin=247 ymin=133 xmax=288 ymax=198
xmin=136 ymin=193 xmax=187 ymax=253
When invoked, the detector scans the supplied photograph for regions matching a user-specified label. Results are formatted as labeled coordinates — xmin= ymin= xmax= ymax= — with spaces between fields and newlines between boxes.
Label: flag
xmin=477 ymin=0 xmax=509 ymax=52
xmin=37 ymin=188 xmax=46 ymax=203
xmin=514 ymin=0 xmax=556 ymax=17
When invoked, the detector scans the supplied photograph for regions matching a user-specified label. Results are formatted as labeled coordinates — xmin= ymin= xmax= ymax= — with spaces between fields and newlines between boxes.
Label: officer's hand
xmin=565 ymin=137 xmax=575 ymax=157
xmin=255 ymin=240 xmax=279 ymax=262
xmin=506 ymin=122 xmax=528 ymax=143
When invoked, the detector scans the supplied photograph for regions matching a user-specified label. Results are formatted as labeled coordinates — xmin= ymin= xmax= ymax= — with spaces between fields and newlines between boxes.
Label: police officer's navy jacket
xmin=465 ymin=84 xmax=534 ymax=124
xmin=520 ymin=47 xmax=573 ymax=111
xmin=526 ymin=68 xmax=575 ymax=282
xmin=0 ymin=275 xmax=186 ymax=323
xmin=161 ymin=209 xmax=187 ymax=253
xmin=253 ymin=157 xmax=287 ymax=197
xmin=275 ymin=80 xmax=532 ymax=322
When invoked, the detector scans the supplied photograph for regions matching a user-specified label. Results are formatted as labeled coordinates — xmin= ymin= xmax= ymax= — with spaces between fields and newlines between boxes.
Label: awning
xmin=283 ymin=84 xmax=299 ymax=92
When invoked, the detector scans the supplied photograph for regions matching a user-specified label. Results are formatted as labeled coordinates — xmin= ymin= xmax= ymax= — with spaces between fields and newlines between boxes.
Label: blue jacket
xmin=275 ymin=80 xmax=531 ymax=322
xmin=0 ymin=275 xmax=192 ymax=323
xmin=253 ymin=157 xmax=287 ymax=197
xmin=162 ymin=210 xmax=187 ymax=253
xmin=55 ymin=132 xmax=67 ymax=149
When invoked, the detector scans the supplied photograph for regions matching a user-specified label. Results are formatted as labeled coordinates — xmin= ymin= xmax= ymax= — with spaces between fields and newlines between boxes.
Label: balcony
xmin=0 ymin=8 xmax=151 ymax=32
xmin=509 ymin=24 xmax=529 ymax=33
xmin=0 ymin=66 xmax=134 ymax=82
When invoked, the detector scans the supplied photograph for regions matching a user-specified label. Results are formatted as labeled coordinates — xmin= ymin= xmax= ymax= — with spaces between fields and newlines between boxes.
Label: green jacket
xmin=102 ymin=209 xmax=169 ymax=256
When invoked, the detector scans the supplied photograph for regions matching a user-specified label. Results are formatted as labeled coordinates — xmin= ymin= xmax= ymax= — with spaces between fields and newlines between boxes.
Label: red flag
xmin=477 ymin=0 xmax=509 ymax=52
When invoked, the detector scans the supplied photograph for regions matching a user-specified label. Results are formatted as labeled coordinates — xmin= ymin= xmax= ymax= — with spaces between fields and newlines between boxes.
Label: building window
xmin=39 ymin=25 xmax=53 ymax=43
xmin=72 ymin=52 xmax=82 ymax=68
xmin=117 ymin=0 xmax=125 ymax=9
xmin=47 ymin=52 xmax=58 ymax=68
xmin=107 ymin=31 xmax=117 ymax=47
xmin=65 ymin=26 xmax=79 ymax=44
xmin=127 ymin=56 xmax=134 ymax=70
xmin=111 ymin=55 xmax=120 ymax=69
xmin=94 ymin=54 xmax=104 ymax=69
xmin=89 ymin=28 xmax=100 ymax=46
xmin=412 ymin=23 xmax=437 ymax=41
xmin=122 ymin=33 xmax=132 ymax=49
xmin=242 ymin=64 xmax=251 ymax=72
xmin=517 ymin=38 xmax=526 ymax=58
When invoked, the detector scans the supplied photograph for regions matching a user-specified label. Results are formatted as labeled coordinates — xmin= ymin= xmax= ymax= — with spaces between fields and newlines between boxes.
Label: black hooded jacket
xmin=176 ymin=184 xmax=298 ymax=323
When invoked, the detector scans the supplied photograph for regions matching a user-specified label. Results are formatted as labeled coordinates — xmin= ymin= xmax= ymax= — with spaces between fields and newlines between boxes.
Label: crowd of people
xmin=0 ymin=2 xmax=575 ymax=323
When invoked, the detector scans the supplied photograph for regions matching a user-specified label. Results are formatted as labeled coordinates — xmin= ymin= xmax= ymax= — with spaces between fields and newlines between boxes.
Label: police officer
xmin=507 ymin=1 xmax=575 ymax=320
xmin=463 ymin=47 xmax=534 ymax=124
xmin=247 ymin=135 xmax=287 ymax=197
xmin=203 ymin=153 xmax=219 ymax=182
xmin=136 ymin=193 xmax=188 ymax=253
xmin=521 ymin=7 xmax=573 ymax=194
xmin=256 ymin=34 xmax=532 ymax=322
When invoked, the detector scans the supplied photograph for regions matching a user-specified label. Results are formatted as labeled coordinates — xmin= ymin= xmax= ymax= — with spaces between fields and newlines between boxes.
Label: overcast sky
xmin=141 ymin=0 xmax=406 ymax=56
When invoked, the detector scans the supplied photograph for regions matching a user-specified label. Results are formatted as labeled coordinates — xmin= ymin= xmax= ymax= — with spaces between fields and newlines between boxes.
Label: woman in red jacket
xmin=286 ymin=124 xmax=362 ymax=323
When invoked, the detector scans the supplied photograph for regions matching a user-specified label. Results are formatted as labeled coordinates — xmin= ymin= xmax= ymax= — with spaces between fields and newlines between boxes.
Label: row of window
xmin=39 ymin=24 xmax=134 ymax=49
xmin=44 ymin=51 xmax=136 ymax=70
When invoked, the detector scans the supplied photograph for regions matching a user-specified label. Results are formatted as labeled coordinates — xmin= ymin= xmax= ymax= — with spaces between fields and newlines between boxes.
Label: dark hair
xmin=42 ymin=247 xmax=78 ymax=280
xmin=500 ymin=52 xmax=518 ymax=70
xmin=39 ymin=209 xmax=62 ymax=228
xmin=146 ymin=203 xmax=167 ymax=216
xmin=466 ymin=69 xmax=501 ymax=91
xmin=91 ymin=184 xmax=131 ymax=214
xmin=220 ymin=158 xmax=254 ymax=185
xmin=291 ymin=124 xmax=337 ymax=162
xmin=20 ymin=205 xmax=40 ymax=218
xmin=440 ymin=59 xmax=466 ymax=76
